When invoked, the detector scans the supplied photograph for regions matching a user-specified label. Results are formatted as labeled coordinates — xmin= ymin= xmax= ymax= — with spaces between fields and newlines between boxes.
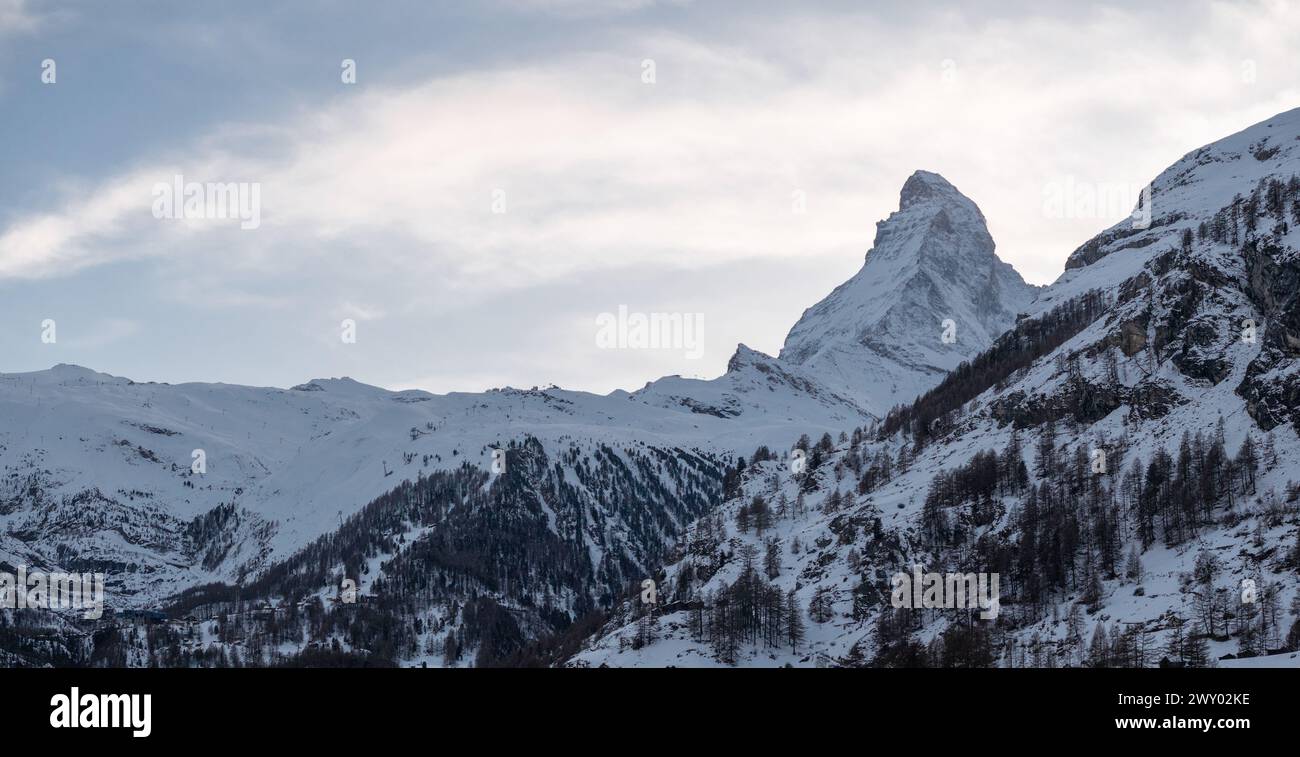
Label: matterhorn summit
xmin=779 ymin=170 xmax=1040 ymax=415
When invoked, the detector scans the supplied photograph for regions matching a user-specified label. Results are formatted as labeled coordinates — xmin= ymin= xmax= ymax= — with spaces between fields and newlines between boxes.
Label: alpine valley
xmin=6 ymin=108 xmax=1300 ymax=669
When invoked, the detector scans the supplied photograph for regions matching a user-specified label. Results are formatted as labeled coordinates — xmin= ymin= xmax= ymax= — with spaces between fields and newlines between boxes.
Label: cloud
xmin=7 ymin=3 xmax=1300 ymax=285
xmin=0 ymin=171 xmax=158 ymax=278
xmin=3 ymin=0 xmax=1299 ymax=391
xmin=64 ymin=317 xmax=141 ymax=350
xmin=495 ymin=0 xmax=692 ymax=18
xmin=0 ymin=0 xmax=40 ymax=35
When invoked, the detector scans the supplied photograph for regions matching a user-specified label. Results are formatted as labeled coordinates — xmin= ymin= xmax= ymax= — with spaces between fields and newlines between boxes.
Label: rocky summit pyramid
xmin=780 ymin=170 xmax=1040 ymax=416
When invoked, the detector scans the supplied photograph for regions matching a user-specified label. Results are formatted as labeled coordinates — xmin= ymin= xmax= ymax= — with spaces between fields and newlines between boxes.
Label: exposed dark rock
xmin=1238 ymin=241 xmax=1300 ymax=431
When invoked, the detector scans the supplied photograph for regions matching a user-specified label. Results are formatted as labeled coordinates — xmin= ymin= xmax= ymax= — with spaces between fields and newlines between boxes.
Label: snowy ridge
xmin=0 ymin=360 xmax=873 ymax=607
xmin=630 ymin=343 xmax=871 ymax=424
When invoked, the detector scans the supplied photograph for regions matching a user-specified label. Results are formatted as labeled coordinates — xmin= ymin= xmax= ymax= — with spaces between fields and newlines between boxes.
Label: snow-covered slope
xmin=571 ymin=108 xmax=1300 ymax=669
xmin=629 ymin=343 xmax=870 ymax=426
xmin=780 ymin=171 xmax=1039 ymax=416
xmin=0 ymin=358 xmax=875 ymax=604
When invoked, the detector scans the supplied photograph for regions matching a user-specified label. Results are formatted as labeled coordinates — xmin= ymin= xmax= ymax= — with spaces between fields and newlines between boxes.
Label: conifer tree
xmin=764 ymin=539 xmax=781 ymax=580
xmin=1125 ymin=545 xmax=1143 ymax=584
xmin=1088 ymin=623 xmax=1109 ymax=668
xmin=785 ymin=589 xmax=805 ymax=652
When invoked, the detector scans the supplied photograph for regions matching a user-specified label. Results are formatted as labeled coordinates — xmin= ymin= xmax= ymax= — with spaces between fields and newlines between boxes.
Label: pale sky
xmin=2 ymin=0 xmax=1298 ymax=394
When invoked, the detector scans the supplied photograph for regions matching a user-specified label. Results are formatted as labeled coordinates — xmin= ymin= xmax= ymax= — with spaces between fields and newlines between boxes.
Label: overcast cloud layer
xmin=2 ymin=0 xmax=1298 ymax=393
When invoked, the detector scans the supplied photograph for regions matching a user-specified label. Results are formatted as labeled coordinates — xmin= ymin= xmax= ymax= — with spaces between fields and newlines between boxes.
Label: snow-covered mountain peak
xmin=288 ymin=375 xmax=411 ymax=402
xmin=292 ymin=376 xmax=366 ymax=390
xmin=48 ymin=362 xmax=100 ymax=377
xmin=724 ymin=343 xmax=766 ymax=372
xmin=12 ymin=363 xmax=127 ymax=386
xmin=898 ymin=170 xmax=980 ymax=215
xmin=632 ymin=341 xmax=872 ymax=425
xmin=779 ymin=171 xmax=1038 ymax=415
